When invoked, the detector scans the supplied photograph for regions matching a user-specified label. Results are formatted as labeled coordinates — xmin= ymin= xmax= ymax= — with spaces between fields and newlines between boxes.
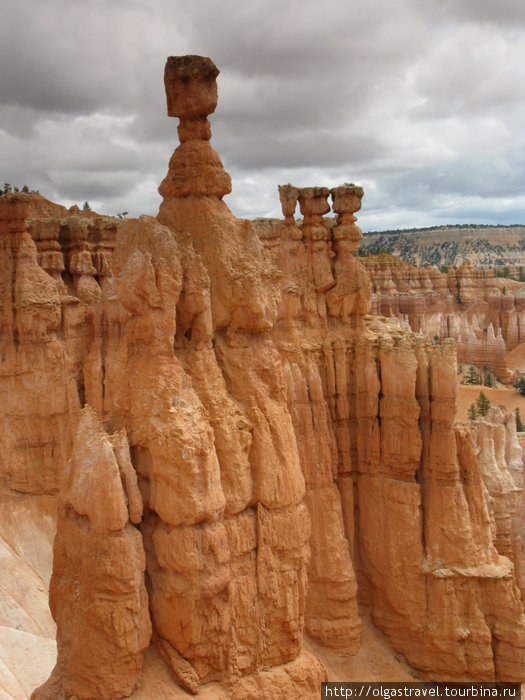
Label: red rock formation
xmin=465 ymin=406 xmax=523 ymax=558
xmin=461 ymin=406 xmax=525 ymax=609
xmin=31 ymin=407 xmax=151 ymax=700
xmin=3 ymin=55 xmax=525 ymax=696
xmin=358 ymin=256 xmax=525 ymax=383
xmin=257 ymin=201 xmax=525 ymax=679
xmin=0 ymin=196 xmax=84 ymax=494
xmin=152 ymin=56 xmax=321 ymax=687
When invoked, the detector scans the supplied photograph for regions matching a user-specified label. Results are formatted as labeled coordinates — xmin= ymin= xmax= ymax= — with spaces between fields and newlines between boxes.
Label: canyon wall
xmin=1 ymin=55 xmax=525 ymax=698
xmin=257 ymin=186 xmax=525 ymax=682
xmin=252 ymin=230 xmax=525 ymax=384
xmin=361 ymin=255 xmax=525 ymax=383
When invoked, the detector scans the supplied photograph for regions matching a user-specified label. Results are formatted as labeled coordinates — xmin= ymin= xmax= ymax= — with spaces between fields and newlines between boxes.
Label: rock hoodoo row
xmin=1 ymin=54 xmax=525 ymax=698
xmin=361 ymin=255 xmax=525 ymax=383
xmin=255 ymin=183 xmax=525 ymax=681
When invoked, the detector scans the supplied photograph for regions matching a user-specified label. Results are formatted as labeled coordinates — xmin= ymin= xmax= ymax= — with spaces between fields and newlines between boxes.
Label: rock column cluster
xmin=363 ymin=258 xmax=525 ymax=382
xmin=255 ymin=177 xmax=525 ymax=680
xmin=1 ymin=54 xmax=525 ymax=698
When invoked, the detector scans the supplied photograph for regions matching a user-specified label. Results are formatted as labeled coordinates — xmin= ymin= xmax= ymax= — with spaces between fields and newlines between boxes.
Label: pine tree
xmin=468 ymin=403 xmax=479 ymax=421
xmin=476 ymin=391 xmax=491 ymax=417
xmin=515 ymin=377 xmax=525 ymax=396
xmin=465 ymin=366 xmax=481 ymax=385
xmin=516 ymin=408 xmax=524 ymax=433
xmin=83 ymin=201 xmax=92 ymax=211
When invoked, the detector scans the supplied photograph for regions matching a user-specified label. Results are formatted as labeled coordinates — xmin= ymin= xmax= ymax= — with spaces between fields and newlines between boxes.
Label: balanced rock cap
xmin=164 ymin=55 xmax=220 ymax=118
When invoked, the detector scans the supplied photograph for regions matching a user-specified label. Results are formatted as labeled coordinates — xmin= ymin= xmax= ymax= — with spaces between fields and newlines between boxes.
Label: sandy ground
xmin=0 ymin=491 xmax=57 ymax=700
xmin=456 ymin=383 xmax=525 ymax=422
xmin=507 ymin=342 xmax=525 ymax=372
xmin=304 ymin=612 xmax=420 ymax=683
xmin=130 ymin=614 xmax=420 ymax=700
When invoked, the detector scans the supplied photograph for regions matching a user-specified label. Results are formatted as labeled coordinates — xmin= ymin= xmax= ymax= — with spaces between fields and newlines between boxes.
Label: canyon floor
xmin=129 ymin=616 xmax=420 ymax=699
xmin=456 ymin=342 xmax=525 ymax=421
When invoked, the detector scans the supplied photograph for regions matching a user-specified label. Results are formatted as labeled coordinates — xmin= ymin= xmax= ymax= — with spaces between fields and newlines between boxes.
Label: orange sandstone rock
xmin=259 ymin=185 xmax=525 ymax=678
xmin=31 ymin=407 xmax=151 ymax=700
xmin=151 ymin=55 xmax=311 ymax=683
xmin=3 ymin=55 xmax=525 ymax=698
xmin=361 ymin=255 xmax=525 ymax=382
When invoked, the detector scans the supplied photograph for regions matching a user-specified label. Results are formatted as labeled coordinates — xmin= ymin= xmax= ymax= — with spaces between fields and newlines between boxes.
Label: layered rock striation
xmin=257 ymin=190 xmax=525 ymax=681
xmin=253 ymin=223 xmax=525 ymax=384
xmin=1 ymin=55 xmax=525 ymax=698
xmin=0 ymin=197 xmax=118 ymax=495
xmin=359 ymin=255 xmax=525 ymax=383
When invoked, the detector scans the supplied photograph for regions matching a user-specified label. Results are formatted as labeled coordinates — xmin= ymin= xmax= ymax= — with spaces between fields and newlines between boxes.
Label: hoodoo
xmin=0 ymin=55 xmax=524 ymax=698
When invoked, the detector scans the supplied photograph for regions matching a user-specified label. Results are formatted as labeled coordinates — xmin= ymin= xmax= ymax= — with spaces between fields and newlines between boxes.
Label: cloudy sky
xmin=1 ymin=0 xmax=525 ymax=231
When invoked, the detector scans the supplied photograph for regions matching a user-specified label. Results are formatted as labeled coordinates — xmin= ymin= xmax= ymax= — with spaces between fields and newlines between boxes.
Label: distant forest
xmin=359 ymin=223 xmax=525 ymax=269
xmin=363 ymin=223 xmax=524 ymax=236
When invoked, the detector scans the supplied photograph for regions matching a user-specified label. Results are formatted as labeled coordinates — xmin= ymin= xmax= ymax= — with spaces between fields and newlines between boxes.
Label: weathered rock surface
xmin=466 ymin=407 xmax=523 ymax=557
xmin=2 ymin=54 xmax=525 ymax=698
xmin=257 ymin=195 xmax=525 ymax=679
xmin=359 ymin=255 xmax=525 ymax=383
xmin=0 ymin=490 xmax=57 ymax=700
xmin=0 ymin=196 xmax=118 ymax=494
xmin=464 ymin=406 xmax=525 ymax=609
xmin=153 ymin=56 xmax=312 ymax=683
xmin=253 ymin=234 xmax=525 ymax=384
xmin=31 ymin=408 xmax=151 ymax=700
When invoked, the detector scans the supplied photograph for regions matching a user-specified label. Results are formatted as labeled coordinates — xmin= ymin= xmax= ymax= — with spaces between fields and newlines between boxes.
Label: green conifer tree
xmin=482 ymin=365 xmax=493 ymax=387
xmin=466 ymin=366 xmax=481 ymax=385
xmin=515 ymin=377 xmax=525 ymax=396
xmin=476 ymin=391 xmax=491 ymax=417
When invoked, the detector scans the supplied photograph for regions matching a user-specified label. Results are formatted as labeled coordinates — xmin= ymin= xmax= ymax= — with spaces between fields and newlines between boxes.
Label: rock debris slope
xmin=0 ymin=55 xmax=524 ymax=698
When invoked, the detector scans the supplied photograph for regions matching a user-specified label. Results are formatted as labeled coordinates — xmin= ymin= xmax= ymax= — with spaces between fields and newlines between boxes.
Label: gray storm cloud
xmin=1 ymin=0 xmax=524 ymax=229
